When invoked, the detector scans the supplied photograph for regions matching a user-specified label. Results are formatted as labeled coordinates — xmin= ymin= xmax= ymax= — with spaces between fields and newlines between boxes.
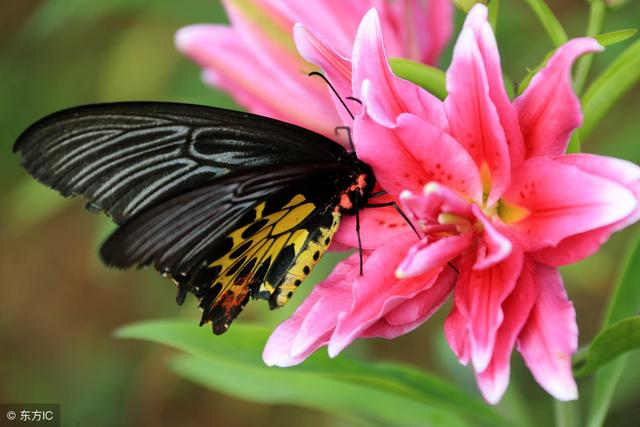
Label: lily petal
xmin=445 ymin=25 xmax=511 ymax=204
xmin=504 ymin=157 xmax=637 ymax=252
xmin=463 ymin=4 xmax=525 ymax=170
xmin=355 ymin=112 xmax=481 ymax=200
xmin=364 ymin=266 xmax=457 ymax=338
xmin=175 ymin=24 xmax=339 ymax=136
xmin=396 ymin=232 xmax=474 ymax=278
xmin=266 ymin=0 xmax=368 ymax=56
xmin=471 ymin=205 xmax=513 ymax=270
xmin=418 ymin=0 xmax=454 ymax=65
xmin=517 ymin=264 xmax=578 ymax=401
xmin=455 ymin=248 xmax=524 ymax=372
xmin=263 ymin=253 xmax=359 ymax=367
xmin=293 ymin=23 xmax=357 ymax=126
xmin=334 ymin=203 xmax=410 ymax=250
xmin=328 ymin=233 xmax=440 ymax=357
xmin=533 ymin=154 xmax=640 ymax=265
xmin=515 ymin=38 xmax=603 ymax=158
xmin=476 ymin=258 xmax=538 ymax=404
xmin=444 ymin=304 xmax=471 ymax=365
xmin=352 ymin=9 xmax=447 ymax=130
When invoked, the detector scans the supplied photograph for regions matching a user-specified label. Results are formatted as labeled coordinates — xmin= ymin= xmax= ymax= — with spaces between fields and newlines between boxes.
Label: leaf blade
xmin=389 ymin=58 xmax=448 ymax=100
xmin=116 ymin=320 xmax=511 ymax=427
xmin=579 ymin=39 xmax=640 ymax=141
xmin=586 ymin=235 xmax=640 ymax=427
xmin=574 ymin=316 xmax=640 ymax=377
xmin=521 ymin=0 xmax=568 ymax=47
xmin=593 ymin=29 xmax=637 ymax=47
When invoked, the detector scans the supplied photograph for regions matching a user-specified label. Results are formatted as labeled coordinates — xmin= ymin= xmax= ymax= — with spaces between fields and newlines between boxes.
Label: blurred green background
xmin=1 ymin=1 xmax=638 ymax=426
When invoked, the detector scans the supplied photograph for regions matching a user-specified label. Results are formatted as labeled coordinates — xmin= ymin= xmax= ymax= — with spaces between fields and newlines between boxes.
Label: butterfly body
xmin=14 ymin=102 xmax=374 ymax=334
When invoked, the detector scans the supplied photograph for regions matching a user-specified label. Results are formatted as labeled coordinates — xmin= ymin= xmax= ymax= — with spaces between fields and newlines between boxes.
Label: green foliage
xmin=572 ymin=0 xmax=606 ymax=95
xmin=586 ymin=236 xmax=640 ymax=427
xmin=389 ymin=58 xmax=448 ymax=100
xmin=116 ymin=320 xmax=511 ymax=427
xmin=580 ymin=39 xmax=640 ymax=141
xmin=488 ymin=0 xmax=500 ymax=30
xmin=521 ymin=0 xmax=568 ymax=47
xmin=593 ymin=29 xmax=637 ymax=47
xmin=574 ymin=316 xmax=640 ymax=377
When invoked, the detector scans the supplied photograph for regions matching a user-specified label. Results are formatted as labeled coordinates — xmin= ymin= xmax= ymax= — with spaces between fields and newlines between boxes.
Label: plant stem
xmin=554 ymin=400 xmax=580 ymax=427
xmin=573 ymin=0 xmax=606 ymax=94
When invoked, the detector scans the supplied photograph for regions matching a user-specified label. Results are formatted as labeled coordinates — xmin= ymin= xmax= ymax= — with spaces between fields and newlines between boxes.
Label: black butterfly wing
xmin=101 ymin=164 xmax=346 ymax=334
xmin=13 ymin=102 xmax=346 ymax=224
xmin=14 ymin=102 xmax=370 ymax=334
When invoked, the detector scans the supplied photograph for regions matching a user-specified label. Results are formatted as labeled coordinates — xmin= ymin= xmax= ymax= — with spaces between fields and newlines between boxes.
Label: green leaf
xmin=593 ymin=29 xmax=637 ymax=47
xmin=602 ymin=236 xmax=640 ymax=327
xmin=572 ymin=0 xmax=605 ymax=95
xmin=390 ymin=58 xmax=447 ymax=100
xmin=579 ymin=39 xmax=640 ymax=141
xmin=488 ymin=0 xmax=500 ymax=31
xmin=567 ymin=130 xmax=581 ymax=154
xmin=116 ymin=320 xmax=511 ymax=427
xmin=521 ymin=0 xmax=568 ymax=47
xmin=587 ymin=235 xmax=640 ymax=427
xmin=574 ymin=316 xmax=640 ymax=377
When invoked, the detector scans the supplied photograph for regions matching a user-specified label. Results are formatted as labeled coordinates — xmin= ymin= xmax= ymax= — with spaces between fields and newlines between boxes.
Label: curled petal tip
xmin=472 ymin=352 xmax=492 ymax=373
xmin=466 ymin=2 xmax=489 ymax=21
xmin=327 ymin=340 xmax=345 ymax=359
xmin=399 ymin=190 xmax=413 ymax=200
xmin=424 ymin=182 xmax=440 ymax=194
xmin=361 ymin=7 xmax=382 ymax=26
xmin=261 ymin=350 xmax=282 ymax=367
xmin=482 ymin=391 xmax=503 ymax=406
xmin=545 ymin=377 xmax=579 ymax=401
xmin=174 ymin=27 xmax=192 ymax=51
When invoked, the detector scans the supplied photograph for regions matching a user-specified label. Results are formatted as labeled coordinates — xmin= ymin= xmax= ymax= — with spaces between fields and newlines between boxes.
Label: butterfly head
xmin=336 ymin=157 xmax=375 ymax=215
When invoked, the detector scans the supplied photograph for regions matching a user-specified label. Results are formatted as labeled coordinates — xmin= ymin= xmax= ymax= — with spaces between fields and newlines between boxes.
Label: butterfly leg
xmin=334 ymin=126 xmax=356 ymax=153
xmin=366 ymin=201 xmax=460 ymax=274
xmin=365 ymin=201 xmax=420 ymax=238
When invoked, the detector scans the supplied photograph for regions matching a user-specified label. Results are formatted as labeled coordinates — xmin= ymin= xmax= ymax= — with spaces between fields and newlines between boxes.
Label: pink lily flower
xmin=175 ymin=0 xmax=453 ymax=138
xmin=263 ymin=4 xmax=640 ymax=404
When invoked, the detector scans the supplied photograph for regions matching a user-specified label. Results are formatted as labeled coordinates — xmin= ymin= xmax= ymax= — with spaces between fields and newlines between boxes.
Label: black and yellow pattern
xmin=199 ymin=194 xmax=341 ymax=333
xmin=14 ymin=102 xmax=375 ymax=334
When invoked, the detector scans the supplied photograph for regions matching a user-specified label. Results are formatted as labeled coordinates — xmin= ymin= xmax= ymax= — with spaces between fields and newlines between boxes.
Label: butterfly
xmin=14 ymin=101 xmax=377 ymax=334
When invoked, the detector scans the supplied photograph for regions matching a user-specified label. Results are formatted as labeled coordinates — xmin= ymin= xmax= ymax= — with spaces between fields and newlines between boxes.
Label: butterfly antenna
xmin=308 ymin=71 xmax=355 ymax=120
xmin=346 ymin=96 xmax=362 ymax=105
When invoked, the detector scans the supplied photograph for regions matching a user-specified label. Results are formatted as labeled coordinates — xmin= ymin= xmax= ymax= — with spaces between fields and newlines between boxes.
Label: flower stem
xmin=573 ymin=0 xmax=606 ymax=95
xmin=554 ymin=400 xmax=580 ymax=427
